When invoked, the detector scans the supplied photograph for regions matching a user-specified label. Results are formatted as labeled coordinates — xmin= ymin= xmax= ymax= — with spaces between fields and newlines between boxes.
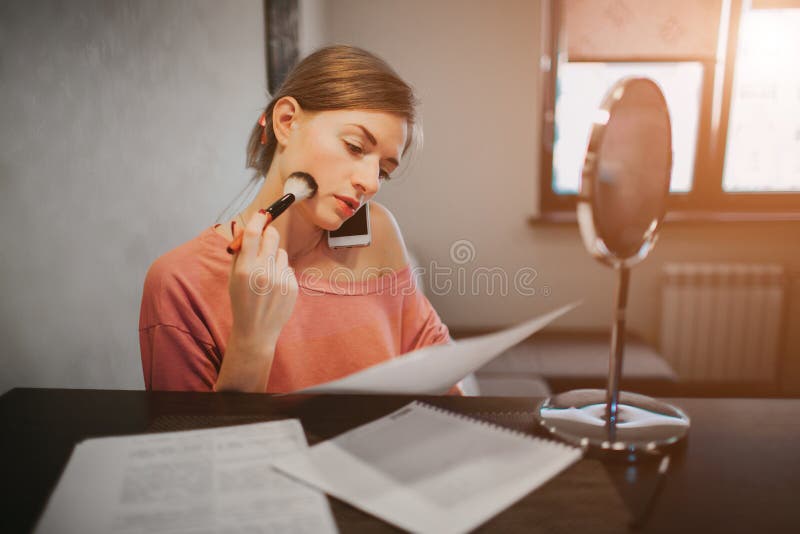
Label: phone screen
xmin=329 ymin=204 xmax=369 ymax=237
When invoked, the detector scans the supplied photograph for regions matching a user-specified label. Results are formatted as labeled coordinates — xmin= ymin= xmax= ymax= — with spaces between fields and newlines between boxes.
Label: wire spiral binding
xmin=411 ymin=401 xmax=580 ymax=453
xmin=469 ymin=411 xmax=539 ymax=433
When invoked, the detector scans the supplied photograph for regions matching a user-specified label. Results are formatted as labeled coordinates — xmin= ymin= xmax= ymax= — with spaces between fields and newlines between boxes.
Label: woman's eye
xmin=345 ymin=141 xmax=363 ymax=155
xmin=379 ymin=170 xmax=392 ymax=181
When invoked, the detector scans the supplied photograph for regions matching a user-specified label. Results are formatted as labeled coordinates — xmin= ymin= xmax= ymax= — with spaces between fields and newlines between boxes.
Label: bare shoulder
xmin=318 ymin=202 xmax=411 ymax=274
xmin=366 ymin=201 xmax=411 ymax=271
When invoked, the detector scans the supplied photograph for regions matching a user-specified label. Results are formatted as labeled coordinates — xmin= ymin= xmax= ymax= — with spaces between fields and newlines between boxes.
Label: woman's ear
xmin=272 ymin=96 xmax=302 ymax=147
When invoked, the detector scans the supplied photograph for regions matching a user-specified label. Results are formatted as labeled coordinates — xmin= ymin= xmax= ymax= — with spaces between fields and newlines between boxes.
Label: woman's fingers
xmin=274 ymin=247 xmax=289 ymax=271
xmin=257 ymin=225 xmax=281 ymax=261
xmin=271 ymin=248 xmax=294 ymax=293
xmin=232 ymin=211 xmax=277 ymax=269
xmin=239 ymin=211 xmax=270 ymax=264
xmin=230 ymin=212 xmax=294 ymax=299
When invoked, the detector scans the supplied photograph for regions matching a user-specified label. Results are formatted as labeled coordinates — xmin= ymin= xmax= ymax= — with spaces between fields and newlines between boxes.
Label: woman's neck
xmin=241 ymin=171 xmax=326 ymax=263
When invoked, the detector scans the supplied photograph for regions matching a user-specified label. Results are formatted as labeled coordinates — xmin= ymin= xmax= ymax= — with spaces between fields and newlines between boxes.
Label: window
xmin=540 ymin=0 xmax=800 ymax=215
xmin=723 ymin=6 xmax=800 ymax=193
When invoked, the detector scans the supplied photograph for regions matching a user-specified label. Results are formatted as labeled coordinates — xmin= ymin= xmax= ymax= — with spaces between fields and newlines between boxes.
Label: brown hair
xmin=246 ymin=45 xmax=420 ymax=177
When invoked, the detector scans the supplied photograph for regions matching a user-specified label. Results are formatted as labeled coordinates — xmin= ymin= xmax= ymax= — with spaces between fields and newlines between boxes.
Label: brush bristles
xmin=283 ymin=172 xmax=318 ymax=201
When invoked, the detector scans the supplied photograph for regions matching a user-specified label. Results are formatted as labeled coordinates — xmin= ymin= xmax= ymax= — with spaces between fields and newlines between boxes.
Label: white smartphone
xmin=328 ymin=202 xmax=371 ymax=248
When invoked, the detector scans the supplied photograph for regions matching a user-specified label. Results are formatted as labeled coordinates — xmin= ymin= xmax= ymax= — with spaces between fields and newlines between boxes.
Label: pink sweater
xmin=139 ymin=226 xmax=452 ymax=392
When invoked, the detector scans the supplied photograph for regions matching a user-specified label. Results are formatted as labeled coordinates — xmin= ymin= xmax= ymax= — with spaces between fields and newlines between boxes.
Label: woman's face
xmin=277 ymin=108 xmax=408 ymax=231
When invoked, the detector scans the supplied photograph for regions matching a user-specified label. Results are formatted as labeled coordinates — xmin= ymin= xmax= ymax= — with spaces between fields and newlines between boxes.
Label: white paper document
xmin=36 ymin=421 xmax=338 ymax=534
xmin=273 ymin=402 xmax=582 ymax=534
xmin=299 ymin=302 xmax=580 ymax=395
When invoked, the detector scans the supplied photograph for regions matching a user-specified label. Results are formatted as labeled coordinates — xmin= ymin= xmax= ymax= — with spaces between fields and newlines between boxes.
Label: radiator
xmin=659 ymin=263 xmax=785 ymax=383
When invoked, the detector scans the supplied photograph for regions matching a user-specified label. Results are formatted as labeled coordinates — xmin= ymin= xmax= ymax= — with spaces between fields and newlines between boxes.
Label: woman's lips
xmin=334 ymin=196 xmax=356 ymax=217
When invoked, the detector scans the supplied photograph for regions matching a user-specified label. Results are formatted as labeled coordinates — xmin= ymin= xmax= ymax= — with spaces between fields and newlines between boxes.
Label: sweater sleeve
xmin=398 ymin=279 xmax=463 ymax=395
xmin=399 ymin=282 xmax=452 ymax=353
xmin=138 ymin=256 xmax=222 ymax=392
xmin=139 ymin=324 xmax=218 ymax=391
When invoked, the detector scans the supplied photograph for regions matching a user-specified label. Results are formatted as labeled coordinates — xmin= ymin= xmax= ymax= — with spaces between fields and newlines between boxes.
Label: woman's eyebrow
xmin=348 ymin=123 xmax=400 ymax=167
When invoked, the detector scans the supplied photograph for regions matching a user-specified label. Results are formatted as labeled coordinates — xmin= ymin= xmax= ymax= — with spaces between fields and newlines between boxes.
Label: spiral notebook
xmin=273 ymin=402 xmax=582 ymax=534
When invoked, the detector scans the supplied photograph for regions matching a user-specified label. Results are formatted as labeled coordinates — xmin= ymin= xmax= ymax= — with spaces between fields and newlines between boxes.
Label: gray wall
xmin=0 ymin=0 xmax=268 ymax=392
xmin=1 ymin=0 xmax=798 ymax=394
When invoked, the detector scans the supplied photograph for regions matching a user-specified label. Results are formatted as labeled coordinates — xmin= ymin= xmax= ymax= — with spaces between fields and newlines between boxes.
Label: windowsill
xmin=529 ymin=211 xmax=800 ymax=225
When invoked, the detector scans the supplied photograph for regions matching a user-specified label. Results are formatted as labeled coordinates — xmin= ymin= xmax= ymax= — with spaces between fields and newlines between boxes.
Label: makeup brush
xmin=226 ymin=171 xmax=318 ymax=255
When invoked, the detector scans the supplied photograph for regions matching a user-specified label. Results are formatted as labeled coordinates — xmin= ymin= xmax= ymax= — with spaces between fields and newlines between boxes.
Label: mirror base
xmin=536 ymin=388 xmax=690 ymax=458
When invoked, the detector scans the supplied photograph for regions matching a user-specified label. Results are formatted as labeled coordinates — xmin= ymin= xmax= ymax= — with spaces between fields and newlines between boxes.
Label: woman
xmin=139 ymin=45 xmax=454 ymax=393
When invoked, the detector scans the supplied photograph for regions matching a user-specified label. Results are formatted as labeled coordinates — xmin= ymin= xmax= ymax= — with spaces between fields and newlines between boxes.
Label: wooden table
xmin=2 ymin=389 xmax=799 ymax=533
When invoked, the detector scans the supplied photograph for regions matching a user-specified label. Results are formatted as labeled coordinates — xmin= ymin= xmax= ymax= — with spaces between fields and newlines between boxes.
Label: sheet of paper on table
xmin=299 ymin=302 xmax=580 ymax=395
xmin=273 ymin=401 xmax=583 ymax=534
xmin=35 ymin=420 xmax=338 ymax=534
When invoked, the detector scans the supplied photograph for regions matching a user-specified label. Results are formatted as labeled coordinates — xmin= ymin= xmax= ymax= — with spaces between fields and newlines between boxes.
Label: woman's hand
xmin=216 ymin=211 xmax=298 ymax=391
xmin=229 ymin=210 xmax=298 ymax=345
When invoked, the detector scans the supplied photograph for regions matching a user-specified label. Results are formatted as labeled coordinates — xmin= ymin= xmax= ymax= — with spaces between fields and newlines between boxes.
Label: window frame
xmin=539 ymin=0 xmax=800 ymax=215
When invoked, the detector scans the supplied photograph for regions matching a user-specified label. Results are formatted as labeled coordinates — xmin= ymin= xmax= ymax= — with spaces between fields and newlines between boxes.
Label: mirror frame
xmin=576 ymin=77 xmax=673 ymax=269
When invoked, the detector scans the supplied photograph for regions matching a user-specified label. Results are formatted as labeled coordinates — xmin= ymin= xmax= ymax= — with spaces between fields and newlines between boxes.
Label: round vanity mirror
xmin=537 ymin=78 xmax=689 ymax=457
xmin=577 ymin=78 xmax=671 ymax=267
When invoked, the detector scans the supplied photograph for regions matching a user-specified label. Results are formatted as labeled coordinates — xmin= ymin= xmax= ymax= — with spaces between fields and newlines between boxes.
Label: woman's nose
xmin=352 ymin=160 xmax=381 ymax=196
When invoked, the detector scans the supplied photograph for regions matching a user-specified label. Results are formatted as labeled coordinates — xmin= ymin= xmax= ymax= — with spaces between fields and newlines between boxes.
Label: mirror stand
xmin=535 ymin=77 xmax=690 ymax=459
xmin=537 ymin=266 xmax=690 ymax=457
xmin=606 ymin=265 xmax=629 ymax=432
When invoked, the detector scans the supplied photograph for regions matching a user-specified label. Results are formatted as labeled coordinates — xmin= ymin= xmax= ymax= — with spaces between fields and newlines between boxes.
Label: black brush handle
xmin=265 ymin=193 xmax=296 ymax=220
